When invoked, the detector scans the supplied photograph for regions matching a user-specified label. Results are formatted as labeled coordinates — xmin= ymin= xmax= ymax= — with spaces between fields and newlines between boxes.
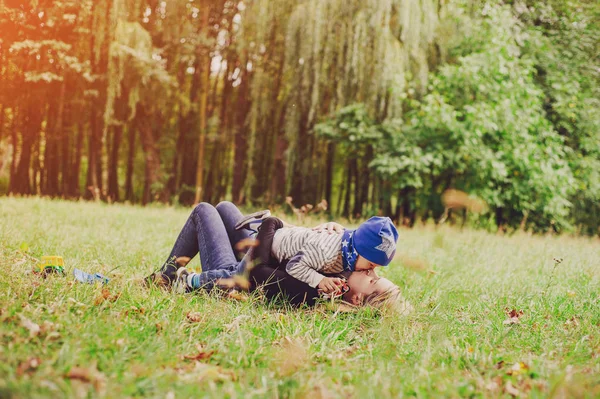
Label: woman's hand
xmin=318 ymin=277 xmax=344 ymax=293
xmin=312 ymin=222 xmax=344 ymax=234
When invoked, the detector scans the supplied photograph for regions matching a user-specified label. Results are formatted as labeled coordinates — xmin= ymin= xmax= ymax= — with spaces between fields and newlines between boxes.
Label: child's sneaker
xmin=234 ymin=210 xmax=271 ymax=234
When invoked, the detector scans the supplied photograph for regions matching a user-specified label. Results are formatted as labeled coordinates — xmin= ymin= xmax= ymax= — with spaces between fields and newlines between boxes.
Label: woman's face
xmin=342 ymin=270 xmax=396 ymax=306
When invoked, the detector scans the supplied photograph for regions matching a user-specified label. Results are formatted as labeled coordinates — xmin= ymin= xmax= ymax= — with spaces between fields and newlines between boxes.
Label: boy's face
xmin=342 ymin=270 xmax=396 ymax=306
xmin=354 ymin=255 xmax=381 ymax=271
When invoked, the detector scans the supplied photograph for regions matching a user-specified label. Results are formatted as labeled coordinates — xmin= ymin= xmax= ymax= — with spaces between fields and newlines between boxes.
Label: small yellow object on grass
xmin=34 ymin=256 xmax=66 ymax=276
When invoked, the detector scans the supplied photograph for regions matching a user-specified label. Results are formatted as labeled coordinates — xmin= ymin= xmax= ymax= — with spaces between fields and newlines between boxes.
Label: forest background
xmin=0 ymin=0 xmax=598 ymax=235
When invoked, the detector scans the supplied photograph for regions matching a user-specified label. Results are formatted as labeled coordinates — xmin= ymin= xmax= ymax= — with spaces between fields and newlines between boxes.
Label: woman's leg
xmin=215 ymin=201 xmax=252 ymax=257
xmin=159 ymin=203 xmax=244 ymax=289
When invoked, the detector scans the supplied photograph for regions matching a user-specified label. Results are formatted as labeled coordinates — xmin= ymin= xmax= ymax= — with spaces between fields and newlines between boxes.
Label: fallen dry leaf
xmin=19 ymin=315 xmax=40 ymax=338
xmin=123 ymin=306 xmax=145 ymax=316
xmin=227 ymin=290 xmax=249 ymax=301
xmin=504 ymin=308 xmax=524 ymax=325
xmin=178 ymin=362 xmax=236 ymax=383
xmin=504 ymin=381 xmax=520 ymax=397
xmin=565 ymin=316 xmax=579 ymax=328
xmin=186 ymin=312 xmax=204 ymax=323
xmin=65 ymin=363 xmax=106 ymax=392
xmin=506 ymin=362 xmax=529 ymax=376
xmin=94 ymin=288 xmax=120 ymax=306
xmin=183 ymin=344 xmax=215 ymax=362
xmin=273 ymin=336 xmax=308 ymax=376
xmin=16 ymin=357 xmax=41 ymax=376
xmin=234 ymin=237 xmax=259 ymax=252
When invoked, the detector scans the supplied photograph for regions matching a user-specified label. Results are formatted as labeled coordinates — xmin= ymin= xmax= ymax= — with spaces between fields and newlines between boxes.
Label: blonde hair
xmin=364 ymin=285 xmax=413 ymax=315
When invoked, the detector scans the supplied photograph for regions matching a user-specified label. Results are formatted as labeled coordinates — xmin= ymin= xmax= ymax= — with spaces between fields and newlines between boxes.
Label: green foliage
xmin=314 ymin=104 xmax=381 ymax=156
xmin=318 ymin=2 xmax=599 ymax=233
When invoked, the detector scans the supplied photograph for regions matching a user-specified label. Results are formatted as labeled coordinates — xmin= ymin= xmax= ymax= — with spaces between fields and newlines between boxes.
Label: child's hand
xmin=318 ymin=277 xmax=344 ymax=293
xmin=312 ymin=222 xmax=344 ymax=234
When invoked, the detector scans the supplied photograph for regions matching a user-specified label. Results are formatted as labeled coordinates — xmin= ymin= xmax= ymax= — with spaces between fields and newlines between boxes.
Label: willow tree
xmin=273 ymin=0 xmax=444 ymax=213
xmin=103 ymin=0 xmax=174 ymax=204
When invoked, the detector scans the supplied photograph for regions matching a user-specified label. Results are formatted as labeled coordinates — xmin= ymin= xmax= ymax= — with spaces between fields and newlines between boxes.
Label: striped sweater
xmin=271 ymin=227 xmax=344 ymax=288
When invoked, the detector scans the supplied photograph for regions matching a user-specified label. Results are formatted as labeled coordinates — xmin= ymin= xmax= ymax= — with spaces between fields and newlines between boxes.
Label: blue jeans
xmin=163 ymin=201 xmax=252 ymax=289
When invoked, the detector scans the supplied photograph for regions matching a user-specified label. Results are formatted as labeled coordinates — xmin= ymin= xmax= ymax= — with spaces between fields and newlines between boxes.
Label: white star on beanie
xmin=375 ymin=232 xmax=396 ymax=259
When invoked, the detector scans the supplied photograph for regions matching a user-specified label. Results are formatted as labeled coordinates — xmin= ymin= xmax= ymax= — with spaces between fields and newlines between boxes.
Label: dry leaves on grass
xmin=16 ymin=357 xmax=41 ymax=376
xmin=565 ymin=316 xmax=580 ymax=328
xmin=183 ymin=344 xmax=215 ymax=362
xmin=503 ymin=308 xmax=524 ymax=325
xmin=177 ymin=362 xmax=236 ymax=383
xmin=65 ymin=363 xmax=106 ymax=393
xmin=273 ymin=336 xmax=308 ymax=376
xmin=227 ymin=290 xmax=249 ymax=301
xmin=123 ymin=306 xmax=145 ymax=316
xmin=94 ymin=288 xmax=120 ymax=306
xmin=186 ymin=311 xmax=204 ymax=323
xmin=19 ymin=315 xmax=40 ymax=338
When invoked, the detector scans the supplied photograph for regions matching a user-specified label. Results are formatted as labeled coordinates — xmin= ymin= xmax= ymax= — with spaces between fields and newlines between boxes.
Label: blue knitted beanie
xmin=353 ymin=216 xmax=398 ymax=266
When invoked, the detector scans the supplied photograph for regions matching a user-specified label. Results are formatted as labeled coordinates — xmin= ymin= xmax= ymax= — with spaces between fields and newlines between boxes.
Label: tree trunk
xmin=86 ymin=103 xmax=100 ymax=199
xmin=9 ymin=107 xmax=19 ymax=193
xmin=342 ymin=159 xmax=354 ymax=218
xmin=324 ymin=142 xmax=335 ymax=212
xmin=60 ymin=98 xmax=72 ymax=196
xmin=0 ymin=104 xmax=4 ymax=143
xmin=107 ymin=124 xmax=123 ymax=201
xmin=13 ymin=100 xmax=43 ymax=194
xmin=231 ymin=69 xmax=251 ymax=204
xmin=193 ymin=3 xmax=211 ymax=205
xmin=44 ymin=82 xmax=65 ymax=196
xmin=125 ymin=126 xmax=136 ymax=202
xmin=71 ymin=121 xmax=84 ymax=197
xmin=135 ymin=105 xmax=160 ymax=205
xmin=352 ymin=158 xmax=363 ymax=217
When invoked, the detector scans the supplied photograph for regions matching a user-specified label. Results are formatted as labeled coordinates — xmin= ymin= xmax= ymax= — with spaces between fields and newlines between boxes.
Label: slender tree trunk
xmin=13 ymin=99 xmax=43 ymax=194
xmin=86 ymin=104 xmax=100 ymax=199
xmin=135 ymin=105 xmax=160 ymax=205
xmin=193 ymin=3 xmax=211 ymax=205
xmin=9 ymin=107 xmax=19 ymax=193
xmin=60 ymin=99 xmax=72 ymax=196
xmin=342 ymin=159 xmax=354 ymax=218
xmin=231 ymin=70 xmax=251 ymax=204
xmin=0 ymin=104 xmax=4 ymax=143
xmin=352 ymin=158 xmax=363 ymax=217
xmin=125 ymin=127 xmax=136 ymax=202
xmin=324 ymin=142 xmax=335 ymax=212
xmin=71 ymin=121 xmax=84 ymax=197
xmin=107 ymin=124 xmax=123 ymax=201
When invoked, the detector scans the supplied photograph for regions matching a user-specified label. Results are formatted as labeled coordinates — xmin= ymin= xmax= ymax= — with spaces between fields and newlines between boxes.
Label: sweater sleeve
xmin=285 ymin=244 xmax=327 ymax=288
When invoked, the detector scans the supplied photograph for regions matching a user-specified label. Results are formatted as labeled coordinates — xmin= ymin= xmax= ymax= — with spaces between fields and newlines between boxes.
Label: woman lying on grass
xmin=146 ymin=201 xmax=410 ymax=312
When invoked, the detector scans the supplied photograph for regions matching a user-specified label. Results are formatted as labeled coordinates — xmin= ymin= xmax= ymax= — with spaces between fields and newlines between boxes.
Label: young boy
xmin=252 ymin=216 xmax=399 ymax=294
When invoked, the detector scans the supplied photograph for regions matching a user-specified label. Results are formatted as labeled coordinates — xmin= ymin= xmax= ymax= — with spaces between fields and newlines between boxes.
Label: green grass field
xmin=0 ymin=197 xmax=598 ymax=398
